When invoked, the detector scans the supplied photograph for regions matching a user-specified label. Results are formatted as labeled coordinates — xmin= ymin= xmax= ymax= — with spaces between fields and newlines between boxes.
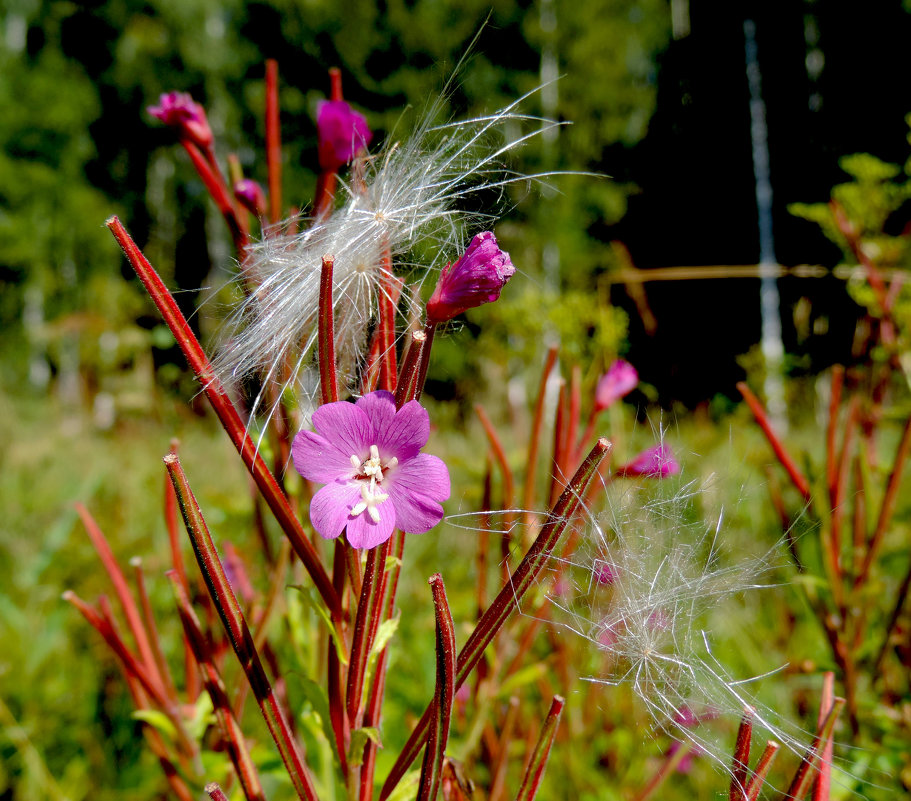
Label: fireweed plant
xmin=68 ymin=61 xmax=849 ymax=801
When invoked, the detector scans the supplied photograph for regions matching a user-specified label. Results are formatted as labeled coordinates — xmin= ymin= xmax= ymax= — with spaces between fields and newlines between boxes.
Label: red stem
xmin=812 ymin=672 xmax=835 ymax=801
xmin=169 ymin=572 xmax=267 ymax=801
xmin=737 ymin=381 xmax=812 ymax=502
xmin=319 ymin=255 xmax=340 ymax=404
xmin=515 ymin=696 xmax=565 ymax=801
xmin=379 ymin=439 xmax=610 ymax=800
xmin=265 ymin=59 xmax=283 ymax=225
xmin=164 ymin=453 xmax=320 ymax=801
xmin=522 ymin=346 xmax=559 ymax=531
xmin=75 ymin=504 xmax=167 ymax=697
xmin=745 ymin=741 xmax=780 ymax=801
xmin=417 ymin=575 xmax=457 ymax=801
xmin=106 ymin=217 xmax=340 ymax=622
xmin=729 ymin=710 xmax=753 ymax=801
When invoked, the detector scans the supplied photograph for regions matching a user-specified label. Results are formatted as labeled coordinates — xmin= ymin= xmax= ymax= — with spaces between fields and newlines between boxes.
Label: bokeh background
xmin=3 ymin=1 xmax=911 ymax=798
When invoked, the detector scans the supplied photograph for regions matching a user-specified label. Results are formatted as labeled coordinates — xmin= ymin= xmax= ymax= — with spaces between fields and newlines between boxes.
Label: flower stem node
xmin=426 ymin=231 xmax=515 ymax=324
xmin=292 ymin=390 xmax=450 ymax=549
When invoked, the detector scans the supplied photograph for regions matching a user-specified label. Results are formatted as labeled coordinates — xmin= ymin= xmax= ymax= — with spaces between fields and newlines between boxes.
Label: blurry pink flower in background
xmin=292 ymin=390 xmax=449 ymax=549
xmin=316 ymin=99 xmax=372 ymax=170
xmin=595 ymin=359 xmax=638 ymax=411
xmin=616 ymin=443 xmax=680 ymax=479
xmin=233 ymin=179 xmax=267 ymax=217
xmin=426 ymin=231 xmax=515 ymax=324
xmin=147 ymin=91 xmax=213 ymax=149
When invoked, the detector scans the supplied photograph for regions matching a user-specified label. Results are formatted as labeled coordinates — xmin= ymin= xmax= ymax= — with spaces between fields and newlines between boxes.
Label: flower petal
xmin=312 ymin=400 xmax=373 ymax=459
xmin=309 ymin=481 xmax=362 ymax=540
xmin=377 ymin=399 xmax=430 ymax=462
xmin=292 ymin=430 xmax=359 ymax=483
xmin=386 ymin=453 xmax=449 ymax=533
xmin=355 ymin=390 xmax=397 ymax=441
xmin=346 ymin=500 xmax=396 ymax=549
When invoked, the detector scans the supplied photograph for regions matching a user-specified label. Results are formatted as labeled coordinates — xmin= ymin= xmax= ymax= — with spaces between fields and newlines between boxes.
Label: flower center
xmin=348 ymin=445 xmax=398 ymax=523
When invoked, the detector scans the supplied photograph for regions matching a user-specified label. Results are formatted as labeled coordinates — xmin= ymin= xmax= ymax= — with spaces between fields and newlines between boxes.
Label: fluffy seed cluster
xmin=214 ymin=90 xmax=561 ymax=422
xmin=537 ymin=468 xmax=814 ymax=778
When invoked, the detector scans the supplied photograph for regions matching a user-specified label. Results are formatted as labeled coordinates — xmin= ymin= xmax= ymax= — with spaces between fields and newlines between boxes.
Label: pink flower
xmin=426 ymin=232 xmax=516 ymax=324
xmin=595 ymin=359 xmax=638 ymax=411
xmin=147 ymin=91 xmax=213 ymax=149
xmin=292 ymin=390 xmax=450 ymax=549
xmin=616 ymin=444 xmax=680 ymax=479
xmin=593 ymin=561 xmax=617 ymax=586
xmin=317 ymin=99 xmax=372 ymax=171
xmin=234 ymin=179 xmax=266 ymax=217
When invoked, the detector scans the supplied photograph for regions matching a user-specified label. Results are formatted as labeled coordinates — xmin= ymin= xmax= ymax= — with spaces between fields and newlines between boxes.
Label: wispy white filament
xmin=214 ymin=88 xmax=564 ymax=425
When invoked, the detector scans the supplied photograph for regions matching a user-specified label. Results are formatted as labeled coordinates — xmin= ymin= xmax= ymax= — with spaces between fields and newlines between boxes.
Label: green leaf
xmin=496 ymin=662 xmax=548 ymax=699
xmin=289 ymin=584 xmax=348 ymax=665
xmin=369 ymin=613 xmax=400 ymax=659
xmin=186 ymin=688 xmax=215 ymax=742
xmin=285 ymin=673 xmax=337 ymax=760
xmin=348 ymin=726 xmax=382 ymax=768
xmin=385 ymin=769 xmax=421 ymax=801
xmin=132 ymin=710 xmax=177 ymax=743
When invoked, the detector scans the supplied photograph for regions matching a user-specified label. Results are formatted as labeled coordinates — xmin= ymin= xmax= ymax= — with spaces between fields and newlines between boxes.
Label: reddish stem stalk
xmin=169 ymin=572 xmax=267 ymax=801
xmin=319 ymin=254 xmax=340 ymax=405
xmin=164 ymin=453 xmax=319 ymax=801
xmin=729 ymin=710 xmax=753 ymax=801
xmin=745 ymin=741 xmax=780 ymax=801
xmin=737 ymin=381 xmax=812 ymax=501
xmin=106 ymin=217 xmax=340 ymax=622
xmin=417 ymin=575 xmax=457 ymax=801
xmin=515 ymin=696 xmax=564 ymax=801
xmin=265 ymin=59 xmax=283 ymax=225
xmin=379 ymin=440 xmax=610 ymax=801
xmin=522 ymin=346 xmax=559 ymax=532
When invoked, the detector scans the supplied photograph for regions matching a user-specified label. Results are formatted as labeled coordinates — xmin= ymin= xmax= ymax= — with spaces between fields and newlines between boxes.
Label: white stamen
xmin=350 ymin=482 xmax=389 ymax=523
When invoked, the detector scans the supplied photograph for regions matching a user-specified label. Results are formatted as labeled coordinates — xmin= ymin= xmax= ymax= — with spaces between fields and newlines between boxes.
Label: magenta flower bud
xmin=426 ymin=232 xmax=516 ymax=324
xmin=147 ymin=91 xmax=213 ymax=149
xmin=317 ymin=99 xmax=372 ymax=171
xmin=616 ymin=444 xmax=680 ymax=479
xmin=233 ymin=179 xmax=266 ymax=217
xmin=595 ymin=359 xmax=638 ymax=411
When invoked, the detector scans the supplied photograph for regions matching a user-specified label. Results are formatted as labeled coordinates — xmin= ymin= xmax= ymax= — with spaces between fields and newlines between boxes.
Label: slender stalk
xmin=745 ymin=741 xmax=780 ymax=801
xmin=857 ymin=411 xmax=911 ymax=589
xmin=874 ymin=550 xmax=911 ymax=672
xmin=347 ymin=541 xmax=389 ymax=728
xmin=784 ymin=698 xmax=845 ymax=801
xmin=737 ymin=381 xmax=812 ymax=501
xmin=417 ymin=575 xmax=457 ymax=801
xmin=164 ymin=453 xmax=320 ymax=801
xmin=522 ymin=346 xmax=559 ymax=533
xmin=75 ymin=504 xmax=167 ymax=695
xmin=825 ymin=367 xmax=844 ymax=504
xmin=319 ymin=254 xmax=340 ymax=405
xmin=488 ymin=698 xmax=520 ymax=801
xmin=106 ymin=217 xmax=340 ymax=621
xmin=812 ymin=672 xmax=835 ymax=801
xmin=206 ymin=784 xmax=230 ymax=801
xmin=169 ymin=572 xmax=267 ymax=801
xmin=395 ymin=330 xmax=427 ymax=408
xmin=549 ymin=379 xmax=567 ymax=507
xmin=359 ymin=530 xmax=406 ymax=801
xmin=729 ymin=710 xmax=753 ymax=801
xmin=475 ymin=404 xmax=516 ymax=586
xmin=265 ymin=59 xmax=283 ymax=225
xmin=315 ymin=68 xmax=343 ymax=218
xmin=179 ymin=140 xmax=248 ymax=260
xmin=130 ymin=557 xmax=179 ymax=706
xmin=377 ymin=250 xmax=398 ymax=392
xmin=379 ymin=439 xmax=610 ymax=801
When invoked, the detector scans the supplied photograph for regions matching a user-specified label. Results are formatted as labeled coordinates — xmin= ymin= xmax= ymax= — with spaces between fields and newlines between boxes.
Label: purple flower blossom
xmin=595 ymin=359 xmax=638 ymax=411
xmin=426 ymin=232 xmax=516 ymax=324
xmin=292 ymin=390 xmax=450 ymax=549
xmin=147 ymin=91 xmax=213 ymax=149
xmin=234 ymin=179 xmax=266 ymax=217
xmin=317 ymin=99 xmax=372 ymax=171
xmin=616 ymin=444 xmax=680 ymax=479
